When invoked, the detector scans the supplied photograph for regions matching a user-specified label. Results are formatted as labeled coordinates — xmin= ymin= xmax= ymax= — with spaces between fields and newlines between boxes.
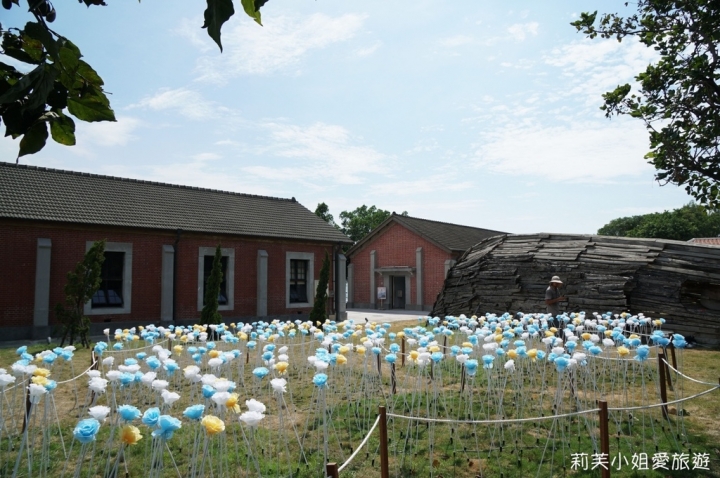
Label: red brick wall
xmin=0 ymin=220 xmax=335 ymax=327
xmin=349 ymin=222 xmax=452 ymax=307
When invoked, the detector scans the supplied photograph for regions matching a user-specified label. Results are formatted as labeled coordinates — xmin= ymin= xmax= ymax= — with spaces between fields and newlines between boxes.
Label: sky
xmin=1 ymin=0 xmax=696 ymax=234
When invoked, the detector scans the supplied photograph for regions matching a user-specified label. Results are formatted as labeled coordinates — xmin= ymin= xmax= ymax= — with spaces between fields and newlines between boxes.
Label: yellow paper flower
xmin=208 ymin=349 xmax=220 ymax=359
xmin=355 ymin=346 xmax=366 ymax=354
xmin=617 ymin=346 xmax=630 ymax=357
xmin=527 ymin=348 xmax=538 ymax=360
xmin=239 ymin=332 xmax=248 ymax=341
xmin=181 ymin=335 xmax=188 ymax=343
xmin=114 ymin=334 xmax=122 ymax=341
xmin=225 ymin=394 xmax=240 ymax=414
xmin=462 ymin=342 xmax=473 ymax=348
xmin=336 ymin=354 xmax=347 ymax=365
xmin=629 ymin=334 xmax=640 ymax=340
xmin=604 ymin=330 xmax=612 ymax=337
xmin=274 ymin=362 xmax=289 ymax=375
xmin=495 ymin=327 xmax=502 ymax=334
xmin=268 ymin=335 xmax=276 ymax=342
xmin=409 ymin=350 xmax=419 ymax=360
xmin=397 ymin=332 xmax=405 ymax=338
xmin=173 ymin=345 xmax=183 ymax=353
xmin=202 ymin=415 xmax=226 ymax=435
xmin=507 ymin=349 xmax=518 ymax=360
xmin=581 ymin=333 xmax=591 ymax=341
xmin=132 ymin=335 xmax=139 ymax=341
xmin=33 ymin=368 xmax=51 ymax=377
xmin=120 ymin=425 xmax=143 ymax=445
xmin=31 ymin=376 xmax=49 ymax=386
xmin=544 ymin=330 xmax=555 ymax=338
xmin=339 ymin=346 xmax=349 ymax=354
xmin=428 ymin=345 xmax=440 ymax=353
xmin=494 ymin=334 xmax=503 ymax=343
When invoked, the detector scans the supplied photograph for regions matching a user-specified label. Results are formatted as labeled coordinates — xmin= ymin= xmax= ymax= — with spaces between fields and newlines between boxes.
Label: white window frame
xmin=286 ymin=252 xmax=314 ymax=308
xmin=197 ymin=247 xmax=235 ymax=312
xmin=84 ymin=241 xmax=132 ymax=315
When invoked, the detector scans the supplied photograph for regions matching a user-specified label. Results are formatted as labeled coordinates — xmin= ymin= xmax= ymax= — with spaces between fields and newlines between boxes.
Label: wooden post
xmin=460 ymin=366 xmax=466 ymax=393
xmin=326 ymin=462 xmax=339 ymax=478
xmin=246 ymin=349 xmax=249 ymax=364
xmin=598 ymin=400 xmax=610 ymax=478
xmin=669 ymin=342 xmax=677 ymax=371
xmin=664 ymin=353 xmax=674 ymax=392
xmin=378 ymin=406 xmax=389 ymax=478
xmin=376 ymin=353 xmax=382 ymax=375
xmin=391 ymin=363 xmax=396 ymax=395
xmin=21 ymin=385 xmax=31 ymax=433
xmin=401 ymin=337 xmax=405 ymax=367
xmin=443 ymin=335 xmax=447 ymax=356
xmin=658 ymin=352 xmax=668 ymax=419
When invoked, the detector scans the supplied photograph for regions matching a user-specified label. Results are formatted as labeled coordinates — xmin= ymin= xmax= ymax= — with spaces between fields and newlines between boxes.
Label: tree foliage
xmin=309 ymin=251 xmax=330 ymax=323
xmin=201 ymin=244 xmax=223 ymax=325
xmin=572 ymin=1 xmax=720 ymax=206
xmin=1 ymin=0 xmax=268 ymax=159
xmin=339 ymin=205 xmax=408 ymax=243
xmin=597 ymin=203 xmax=720 ymax=241
xmin=314 ymin=202 xmax=337 ymax=228
xmin=55 ymin=239 xmax=105 ymax=347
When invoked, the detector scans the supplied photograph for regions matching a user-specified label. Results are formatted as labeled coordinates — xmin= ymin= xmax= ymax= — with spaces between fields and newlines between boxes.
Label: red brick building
xmin=0 ymin=163 xmax=352 ymax=341
xmin=346 ymin=214 xmax=505 ymax=311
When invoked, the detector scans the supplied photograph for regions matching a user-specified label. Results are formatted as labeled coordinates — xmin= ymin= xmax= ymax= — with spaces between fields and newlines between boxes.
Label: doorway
xmin=392 ymin=276 xmax=406 ymax=309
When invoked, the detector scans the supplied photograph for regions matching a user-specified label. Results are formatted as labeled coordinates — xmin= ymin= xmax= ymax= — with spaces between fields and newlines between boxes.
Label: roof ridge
xmin=394 ymin=212 xmax=505 ymax=233
xmin=1 ymin=162 xmax=295 ymax=203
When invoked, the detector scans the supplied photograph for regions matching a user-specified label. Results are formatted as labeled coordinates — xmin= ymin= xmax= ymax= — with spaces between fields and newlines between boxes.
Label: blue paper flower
xmin=118 ymin=405 xmax=141 ymax=422
xmin=73 ymin=418 xmax=100 ymax=444
xmin=152 ymin=415 xmax=182 ymax=440
xmin=201 ymin=385 xmax=216 ymax=398
xmin=124 ymin=358 xmax=138 ymax=366
xmin=465 ymin=359 xmax=479 ymax=376
xmin=252 ymin=367 xmax=269 ymax=379
xmin=588 ymin=346 xmax=602 ymax=356
xmin=142 ymin=407 xmax=160 ymax=427
xmin=113 ymin=343 xmax=124 ymax=350
xmin=44 ymin=380 xmax=57 ymax=392
xmin=385 ymin=354 xmax=397 ymax=364
xmin=554 ymin=356 xmax=569 ymax=372
xmin=313 ymin=373 xmax=328 ymax=388
xmin=136 ymin=352 xmax=147 ymax=360
xmin=634 ymin=345 xmax=650 ymax=362
xmin=16 ymin=346 xmax=27 ymax=355
xmin=482 ymin=355 xmax=495 ymax=369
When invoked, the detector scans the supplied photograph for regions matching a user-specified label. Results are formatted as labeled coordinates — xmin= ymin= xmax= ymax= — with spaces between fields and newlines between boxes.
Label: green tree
xmin=201 ymin=244 xmax=223 ymax=325
xmin=572 ymin=2 xmax=720 ymax=206
xmin=314 ymin=202 xmax=337 ymax=228
xmin=309 ymin=251 xmax=330 ymax=323
xmin=597 ymin=203 xmax=720 ymax=241
xmin=55 ymin=239 xmax=105 ymax=347
xmin=1 ymin=0 xmax=268 ymax=158
xmin=339 ymin=206 xmax=408 ymax=243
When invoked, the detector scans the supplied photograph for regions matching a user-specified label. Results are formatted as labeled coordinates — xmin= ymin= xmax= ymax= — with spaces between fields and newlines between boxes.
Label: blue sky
xmin=1 ymin=0 xmax=694 ymax=234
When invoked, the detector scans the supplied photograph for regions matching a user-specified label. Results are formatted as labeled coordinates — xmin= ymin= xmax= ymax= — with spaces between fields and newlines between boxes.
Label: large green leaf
xmin=50 ymin=112 xmax=76 ymax=146
xmin=203 ymin=0 xmax=235 ymax=52
xmin=26 ymin=65 xmax=58 ymax=112
xmin=24 ymin=22 xmax=59 ymax=61
xmin=67 ymin=86 xmax=115 ymax=122
xmin=18 ymin=120 xmax=48 ymax=157
xmin=0 ymin=64 xmax=43 ymax=104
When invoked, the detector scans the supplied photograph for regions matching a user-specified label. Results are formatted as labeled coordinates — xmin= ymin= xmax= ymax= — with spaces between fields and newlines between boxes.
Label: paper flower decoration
xmin=152 ymin=415 xmax=182 ymax=440
xmin=252 ymin=367 xmax=269 ymax=379
xmin=120 ymin=425 xmax=143 ymax=445
xmin=0 ymin=374 xmax=16 ymax=388
xmin=201 ymin=415 xmax=225 ymax=435
xmin=271 ymin=378 xmax=287 ymax=394
xmin=73 ymin=418 xmax=100 ymax=444
xmin=465 ymin=359 xmax=479 ymax=376
xmin=226 ymin=393 xmax=240 ymax=414
xmin=118 ymin=405 xmax=141 ymax=422
xmin=385 ymin=354 xmax=397 ymax=364
xmin=482 ymin=355 xmax=495 ymax=369
xmin=88 ymin=405 xmax=111 ymax=422
xmin=312 ymin=373 xmax=328 ymax=388
xmin=28 ymin=383 xmax=47 ymax=404
xmin=554 ymin=356 xmax=569 ymax=372
xmin=617 ymin=346 xmax=630 ymax=357
xmin=273 ymin=361 xmax=289 ymax=375
xmin=504 ymin=359 xmax=516 ymax=372
xmin=142 ymin=407 xmax=160 ymax=427
xmin=238 ymin=411 xmax=264 ymax=428
xmin=88 ymin=377 xmax=108 ymax=394
xmin=183 ymin=404 xmax=205 ymax=421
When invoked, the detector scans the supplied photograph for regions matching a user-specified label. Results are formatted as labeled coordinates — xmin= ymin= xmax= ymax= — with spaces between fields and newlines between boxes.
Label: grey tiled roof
xmin=0 ymin=163 xmax=352 ymax=244
xmin=347 ymin=213 xmax=506 ymax=256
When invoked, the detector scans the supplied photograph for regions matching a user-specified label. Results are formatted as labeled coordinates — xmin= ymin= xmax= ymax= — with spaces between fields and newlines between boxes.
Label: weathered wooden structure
xmin=432 ymin=233 xmax=720 ymax=345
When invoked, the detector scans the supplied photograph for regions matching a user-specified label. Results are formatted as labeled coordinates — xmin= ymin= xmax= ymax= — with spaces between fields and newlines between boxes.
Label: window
xmin=84 ymin=242 xmax=132 ymax=315
xmin=286 ymin=252 xmax=314 ymax=308
xmin=197 ymin=247 xmax=234 ymax=311
xmin=92 ymin=251 xmax=125 ymax=308
xmin=289 ymin=259 xmax=308 ymax=303
xmin=203 ymin=255 xmax=228 ymax=305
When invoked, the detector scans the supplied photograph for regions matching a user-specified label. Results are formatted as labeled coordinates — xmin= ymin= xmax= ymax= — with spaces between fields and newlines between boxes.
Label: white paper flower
xmin=151 ymin=379 xmax=169 ymax=391
xmin=552 ymin=346 xmax=565 ymax=356
xmin=183 ymin=365 xmax=200 ymax=380
xmin=118 ymin=364 xmax=140 ymax=374
xmin=278 ymin=346 xmax=288 ymax=354
xmin=141 ymin=372 xmax=156 ymax=386
xmin=201 ymin=374 xmax=217 ymax=385
xmin=28 ymin=383 xmax=47 ymax=403
xmin=87 ymin=370 xmax=102 ymax=378
xmin=106 ymin=370 xmax=122 ymax=382
xmin=504 ymin=359 xmax=516 ymax=372
xmin=212 ymin=379 xmax=233 ymax=393
xmin=278 ymin=354 xmax=289 ymax=362
xmin=0 ymin=373 xmax=16 ymax=388
xmin=208 ymin=358 xmax=223 ymax=369
xmin=161 ymin=389 xmax=181 ymax=406
xmin=88 ymin=377 xmax=108 ymax=393
xmin=456 ymin=354 xmax=468 ymax=364
xmin=88 ymin=405 xmax=111 ymax=421
xmin=239 ymin=410 xmax=264 ymax=428
xmin=271 ymin=378 xmax=287 ymax=394
xmin=211 ymin=391 xmax=230 ymax=407
xmin=102 ymin=357 xmax=114 ymax=367
xmin=246 ymin=399 xmax=266 ymax=414
xmin=314 ymin=361 xmax=329 ymax=371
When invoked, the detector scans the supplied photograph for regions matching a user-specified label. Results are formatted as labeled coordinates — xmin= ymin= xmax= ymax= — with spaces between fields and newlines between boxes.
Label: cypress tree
xmin=310 ymin=251 xmax=331 ymax=323
xmin=201 ymin=244 xmax=223 ymax=325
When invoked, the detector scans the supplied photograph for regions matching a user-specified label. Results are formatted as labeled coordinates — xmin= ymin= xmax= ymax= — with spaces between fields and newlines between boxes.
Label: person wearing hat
xmin=545 ymin=276 xmax=566 ymax=317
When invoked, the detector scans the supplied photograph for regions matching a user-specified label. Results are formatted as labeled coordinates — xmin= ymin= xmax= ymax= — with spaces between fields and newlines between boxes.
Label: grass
xmin=0 ymin=319 xmax=717 ymax=477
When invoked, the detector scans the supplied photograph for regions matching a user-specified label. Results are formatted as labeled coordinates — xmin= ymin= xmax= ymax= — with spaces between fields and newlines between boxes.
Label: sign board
xmin=377 ymin=287 xmax=387 ymax=300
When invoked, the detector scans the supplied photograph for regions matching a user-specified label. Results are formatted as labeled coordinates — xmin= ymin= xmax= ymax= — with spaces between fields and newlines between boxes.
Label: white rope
xmin=387 ymin=408 xmax=600 ymax=425
xmin=337 ymin=415 xmax=381 ymax=473
xmin=55 ymin=358 xmax=98 ymax=385
xmin=103 ymin=338 xmax=170 ymax=353
xmin=607 ymin=385 xmax=719 ymax=412
xmin=661 ymin=358 xmax=719 ymax=387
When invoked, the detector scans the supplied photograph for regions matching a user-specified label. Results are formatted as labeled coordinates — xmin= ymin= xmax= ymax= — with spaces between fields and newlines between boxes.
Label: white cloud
xmin=77 ymin=116 xmax=141 ymax=147
xmin=130 ymin=88 xmax=223 ymax=120
xmin=191 ymin=152 xmax=222 ymax=161
xmin=507 ymin=22 xmax=539 ymax=41
xmin=356 ymin=41 xmax=382 ymax=57
xmin=439 ymin=35 xmax=474 ymax=48
xmin=474 ymin=120 xmax=652 ymax=182
xmin=193 ymin=13 xmax=367 ymax=82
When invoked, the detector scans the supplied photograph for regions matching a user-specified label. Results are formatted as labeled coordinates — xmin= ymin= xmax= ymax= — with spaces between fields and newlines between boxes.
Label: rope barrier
xmin=55 ymin=358 xmax=98 ymax=385
xmin=337 ymin=415 xmax=381 ymax=473
xmin=387 ymin=408 xmax=601 ymax=425
xmin=661 ymin=358 xmax=719 ymax=387
xmin=607 ymin=385 xmax=719 ymax=412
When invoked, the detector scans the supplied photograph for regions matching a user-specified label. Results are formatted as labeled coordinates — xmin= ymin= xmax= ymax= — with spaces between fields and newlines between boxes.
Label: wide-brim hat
xmin=550 ymin=276 xmax=563 ymax=284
